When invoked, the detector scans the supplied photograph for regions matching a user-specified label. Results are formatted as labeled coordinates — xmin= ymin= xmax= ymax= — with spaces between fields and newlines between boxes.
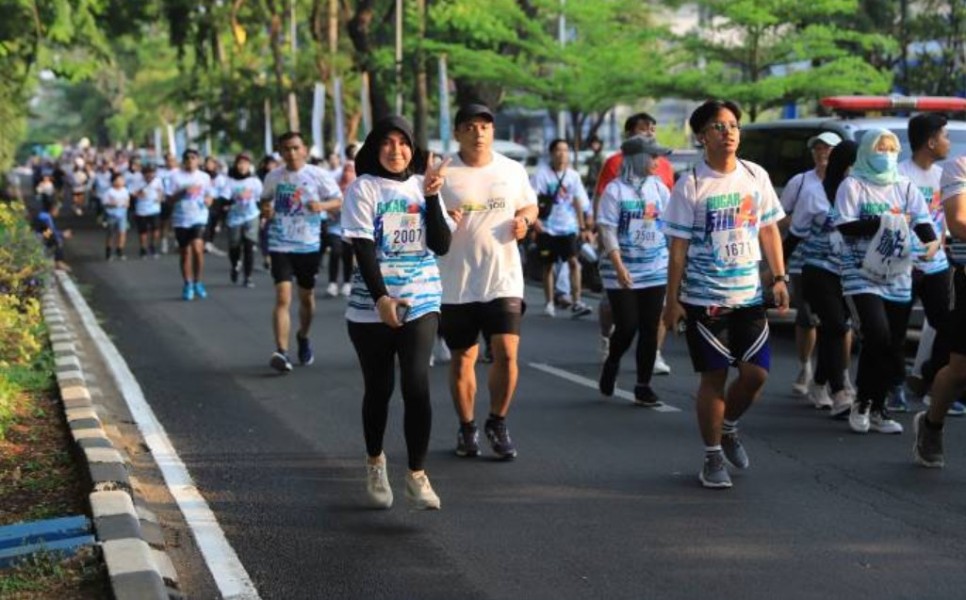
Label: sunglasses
xmin=706 ymin=122 xmax=740 ymax=134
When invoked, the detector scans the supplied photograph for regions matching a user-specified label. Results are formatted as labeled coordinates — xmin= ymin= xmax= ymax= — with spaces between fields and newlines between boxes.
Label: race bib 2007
xmin=383 ymin=212 xmax=425 ymax=254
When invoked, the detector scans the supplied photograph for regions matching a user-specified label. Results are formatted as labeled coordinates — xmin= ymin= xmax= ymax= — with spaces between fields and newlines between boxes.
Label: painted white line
xmin=529 ymin=362 xmax=682 ymax=413
xmin=57 ymin=272 xmax=260 ymax=600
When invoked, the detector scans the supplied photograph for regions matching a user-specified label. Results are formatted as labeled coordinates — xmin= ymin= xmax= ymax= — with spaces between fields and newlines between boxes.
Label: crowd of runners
xmin=24 ymin=98 xmax=966 ymax=504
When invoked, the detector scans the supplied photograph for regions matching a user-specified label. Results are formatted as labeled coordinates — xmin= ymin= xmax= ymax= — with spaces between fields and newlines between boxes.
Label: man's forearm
xmin=760 ymin=223 xmax=785 ymax=276
xmin=666 ymin=237 xmax=689 ymax=302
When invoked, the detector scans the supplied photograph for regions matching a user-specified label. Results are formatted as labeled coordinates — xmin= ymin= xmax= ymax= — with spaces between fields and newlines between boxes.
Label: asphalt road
xmin=59 ymin=212 xmax=966 ymax=600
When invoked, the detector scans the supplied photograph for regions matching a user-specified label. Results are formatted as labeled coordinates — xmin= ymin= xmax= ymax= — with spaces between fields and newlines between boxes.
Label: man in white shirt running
xmin=438 ymin=104 xmax=539 ymax=460
xmin=261 ymin=131 xmax=343 ymax=373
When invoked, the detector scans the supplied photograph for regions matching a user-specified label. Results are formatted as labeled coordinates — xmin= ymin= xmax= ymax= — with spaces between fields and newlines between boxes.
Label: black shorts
xmin=537 ymin=233 xmax=577 ymax=264
xmin=270 ymin=251 xmax=321 ymax=289
xmin=790 ymin=273 xmax=817 ymax=328
xmin=440 ymin=298 xmax=525 ymax=350
xmin=135 ymin=215 xmax=161 ymax=234
xmin=683 ymin=304 xmax=771 ymax=372
xmin=951 ymin=267 xmax=966 ymax=356
xmin=174 ymin=225 xmax=205 ymax=249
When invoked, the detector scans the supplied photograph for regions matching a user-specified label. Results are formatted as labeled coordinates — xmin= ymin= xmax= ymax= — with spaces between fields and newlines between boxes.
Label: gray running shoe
xmin=914 ymin=412 xmax=944 ymax=468
xmin=456 ymin=425 xmax=480 ymax=457
xmin=721 ymin=432 xmax=750 ymax=469
xmin=699 ymin=451 xmax=732 ymax=489
xmin=484 ymin=418 xmax=517 ymax=460
xmin=270 ymin=351 xmax=293 ymax=373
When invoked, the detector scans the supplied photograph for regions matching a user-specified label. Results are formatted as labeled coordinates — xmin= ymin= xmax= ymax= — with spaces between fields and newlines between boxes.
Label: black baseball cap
xmin=455 ymin=104 xmax=494 ymax=127
xmin=182 ymin=148 xmax=200 ymax=160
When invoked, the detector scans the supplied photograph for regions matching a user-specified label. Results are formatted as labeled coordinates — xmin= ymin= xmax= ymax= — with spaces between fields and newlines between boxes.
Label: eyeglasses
xmin=705 ymin=122 xmax=740 ymax=134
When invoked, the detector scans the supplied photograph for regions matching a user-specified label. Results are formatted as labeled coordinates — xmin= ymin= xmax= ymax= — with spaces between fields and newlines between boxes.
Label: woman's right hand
xmin=662 ymin=299 xmax=686 ymax=335
xmin=376 ymin=295 xmax=409 ymax=329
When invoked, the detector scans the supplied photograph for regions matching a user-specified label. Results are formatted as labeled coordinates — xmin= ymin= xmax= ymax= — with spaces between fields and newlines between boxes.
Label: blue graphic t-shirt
xmin=834 ymin=176 xmax=932 ymax=302
xmin=597 ymin=177 xmax=670 ymax=290
xmin=342 ymin=174 xmax=451 ymax=324
xmin=664 ymin=160 xmax=784 ymax=307
xmin=262 ymin=164 xmax=342 ymax=253
xmin=167 ymin=169 xmax=213 ymax=228
xmin=134 ymin=178 xmax=164 ymax=217
xmin=225 ymin=176 xmax=264 ymax=227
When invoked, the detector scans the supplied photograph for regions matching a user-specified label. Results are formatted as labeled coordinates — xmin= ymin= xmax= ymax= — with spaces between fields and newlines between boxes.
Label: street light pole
xmin=395 ymin=0 xmax=403 ymax=115
xmin=557 ymin=0 xmax=566 ymax=139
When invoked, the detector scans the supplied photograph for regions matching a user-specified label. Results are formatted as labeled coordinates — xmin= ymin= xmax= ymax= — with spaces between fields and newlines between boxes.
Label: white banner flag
xmin=166 ymin=124 xmax=177 ymax=157
xmin=311 ymin=82 xmax=326 ymax=157
xmin=439 ymin=55 xmax=452 ymax=154
xmin=361 ymin=72 xmax=372 ymax=137
xmin=334 ymin=77 xmax=346 ymax=154
xmin=264 ymin=99 xmax=274 ymax=157
xmin=153 ymin=128 xmax=163 ymax=164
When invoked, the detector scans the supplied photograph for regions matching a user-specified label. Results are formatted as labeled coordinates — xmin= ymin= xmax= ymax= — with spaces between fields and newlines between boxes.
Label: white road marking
xmin=529 ymin=362 xmax=682 ymax=413
xmin=58 ymin=272 xmax=260 ymax=600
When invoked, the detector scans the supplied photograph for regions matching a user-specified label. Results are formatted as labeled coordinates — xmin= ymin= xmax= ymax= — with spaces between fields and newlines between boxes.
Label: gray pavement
xmin=60 ymin=213 xmax=966 ymax=600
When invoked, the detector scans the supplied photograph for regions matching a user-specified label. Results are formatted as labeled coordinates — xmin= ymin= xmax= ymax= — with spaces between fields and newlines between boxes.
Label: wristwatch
xmin=773 ymin=273 xmax=790 ymax=284
xmin=522 ymin=216 xmax=532 ymax=228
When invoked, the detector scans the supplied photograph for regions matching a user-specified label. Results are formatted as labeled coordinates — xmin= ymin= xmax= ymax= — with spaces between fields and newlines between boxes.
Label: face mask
xmin=868 ymin=152 xmax=898 ymax=174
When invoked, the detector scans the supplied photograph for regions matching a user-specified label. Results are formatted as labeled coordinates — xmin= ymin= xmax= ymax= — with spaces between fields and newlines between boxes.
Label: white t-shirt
xmin=788 ymin=185 xmax=841 ymax=275
xmin=342 ymin=174 xmax=450 ymax=324
xmin=437 ymin=152 xmax=538 ymax=304
xmin=103 ymin=187 xmax=130 ymax=220
xmin=134 ymin=177 xmax=164 ymax=217
xmin=780 ymin=169 xmax=822 ymax=275
xmin=898 ymin=160 xmax=948 ymax=274
xmin=597 ymin=177 xmax=670 ymax=290
xmin=167 ymin=169 xmax=213 ymax=228
xmin=126 ymin=170 xmax=146 ymax=195
xmin=262 ymin=164 xmax=342 ymax=253
xmin=834 ymin=176 xmax=932 ymax=301
xmin=941 ymin=157 xmax=966 ymax=266
xmin=664 ymin=160 xmax=784 ymax=307
xmin=531 ymin=165 xmax=591 ymax=236
xmin=225 ymin=176 xmax=264 ymax=227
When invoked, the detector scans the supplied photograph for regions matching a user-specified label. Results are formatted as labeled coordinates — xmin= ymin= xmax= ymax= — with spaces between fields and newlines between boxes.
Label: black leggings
xmin=605 ymin=286 xmax=665 ymax=385
xmin=326 ymin=234 xmax=353 ymax=284
xmin=802 ymin=266 xmax=850 ymax=393
xmin=229 ymin=240 xmax=255 ymax=278
xmin=347 ymin=313 xmax=437 ymax=471
xmin=912 ymin=268 xmax=952 ymax=386
xmin=851 ymin=294 xmax=912 ymax=410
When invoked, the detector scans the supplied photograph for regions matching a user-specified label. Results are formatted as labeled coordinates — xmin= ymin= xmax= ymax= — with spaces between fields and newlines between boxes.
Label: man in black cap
xmin=437 ymin=103 xmax=539 ymax=460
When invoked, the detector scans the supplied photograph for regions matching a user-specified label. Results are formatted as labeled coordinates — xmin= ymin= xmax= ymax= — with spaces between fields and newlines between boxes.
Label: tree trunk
xmin=348 ymin=0 xmax=391 ymax=121
xmin=413 ymin=0 xmax=429 ymax=149
xmin=265 ymin=0 xmax=288 ymax=109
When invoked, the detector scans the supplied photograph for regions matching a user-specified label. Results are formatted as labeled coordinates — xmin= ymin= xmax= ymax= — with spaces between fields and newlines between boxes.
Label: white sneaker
xmin=843 ymin=372 xmax=856 ymax=396
xmin=404 ymin=471 xmax=440 ymax=510
xmin=341 ymin=282 xmax=352 ymax=297
xmin=870 ymin=410 xmax=904 ymax=434
xmin=543 ymin=302 xmax=556 ymax=317
xmin=808 ymin=382 xmax=833 ymax=409
xmin=326 ymin=282 xmax=339 ymax=297
xmin=653 ymin=351 xmax=671 ymax=376
xmin=849 ymin=401 xmax=871 ymax=434
xmin=598 ymin=336 xmax=610 ymax=363
xmin=432 ymin=338 xmax=451 ymax=364
xmin=792 ymin=363 xmax=811 ymax=396
xmin=829 ymin=390 xmax=853 ymax=418
xmin=366 ymin=454 xmax=393 ymax=509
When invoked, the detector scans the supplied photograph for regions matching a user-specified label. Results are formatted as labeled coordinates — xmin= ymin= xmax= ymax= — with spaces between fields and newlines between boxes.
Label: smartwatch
xmin=773 ymin=273 xmax=790 ymax=284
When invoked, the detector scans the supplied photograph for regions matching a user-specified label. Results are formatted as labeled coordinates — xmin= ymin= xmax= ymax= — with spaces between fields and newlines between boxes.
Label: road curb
xmin=41 ymin=283 xmax=181 ymax=600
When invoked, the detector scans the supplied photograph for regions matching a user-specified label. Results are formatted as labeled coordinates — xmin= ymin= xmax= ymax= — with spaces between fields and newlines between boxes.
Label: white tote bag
xmin=861 ymin=212 xmax=912 ymax=283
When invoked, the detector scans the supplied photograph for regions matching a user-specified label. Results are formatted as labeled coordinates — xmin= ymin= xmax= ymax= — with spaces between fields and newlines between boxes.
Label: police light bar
xmin=821 ymin=96 xmax=966 ymax=112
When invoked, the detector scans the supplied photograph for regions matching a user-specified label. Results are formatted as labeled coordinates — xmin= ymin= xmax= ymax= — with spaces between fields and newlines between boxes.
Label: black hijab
xmin=822 ymin=140 xmax=858 ymax=203
xmin=354 ymin=115 xmax=426 ymax=181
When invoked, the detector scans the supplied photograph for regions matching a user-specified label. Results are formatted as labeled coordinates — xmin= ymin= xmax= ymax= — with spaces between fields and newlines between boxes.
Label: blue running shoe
xmin=182 ymin=282 xmax=195 ymax=301
xmin=194 ymin=281 xmax=208 ymax=299
xmin=947 ymin=401 xmax=966 ymax=417
xmin=297 ymin=334 xmax=314 ymax=366
xmin=270 ymin=351 xmax=293 ymax=373
xmin=886 ymin=385 xmax=908 ymax=413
